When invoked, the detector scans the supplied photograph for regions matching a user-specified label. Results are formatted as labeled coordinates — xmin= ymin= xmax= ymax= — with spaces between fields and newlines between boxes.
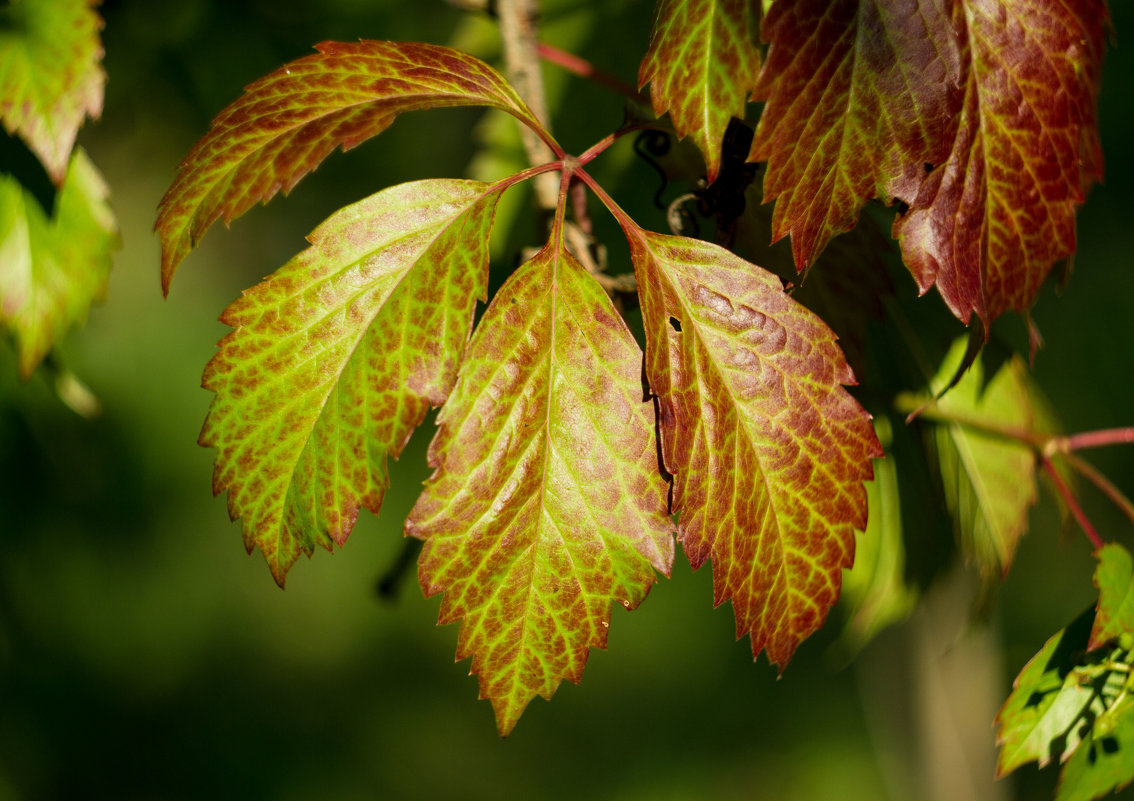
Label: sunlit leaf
xmin=407 ymin=228 xmax=674 ymax=736
xmin=892 ymin=0 xmax=1106 ymax=322
xmin=0 ymin=148 xmax=117 ymax=378
xmin=0 ymin=0 xmax=105 ymax=184
xmin=156 ymin=40 xmax=550 ymax=292
xmin=1056 ymin=708 xmax=1134 ymax=801
xmin=749 ymin=0 xmax=962 ymax=270
xmin=996 ymin=608 xmax=1098 ymax=775
xmin=1091 ymin=544 xmax=1134 ymax=653
xmin=626 ymin=226 xmax=880 ymax=667
xmin=199 ymin=178 xmax=505 ymax=585
xmin=638 ymin=0 xmax=761 ymax=183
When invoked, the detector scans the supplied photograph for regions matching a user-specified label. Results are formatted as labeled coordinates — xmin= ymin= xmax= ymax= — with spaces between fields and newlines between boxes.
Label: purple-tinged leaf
xmin=407 ymin=231 xmax=674 ymax=736
xmin=199 ymin=178 xmax=504 ymax=585
xmin=627 ymin=227 xmax=880 ymax=668
xmin=156 ymin=40 xmax=550 ymax=293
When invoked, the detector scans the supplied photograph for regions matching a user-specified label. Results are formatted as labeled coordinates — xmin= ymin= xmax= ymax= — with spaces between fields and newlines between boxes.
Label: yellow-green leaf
xmin=407 ymin=230 xmax=674 ymax=736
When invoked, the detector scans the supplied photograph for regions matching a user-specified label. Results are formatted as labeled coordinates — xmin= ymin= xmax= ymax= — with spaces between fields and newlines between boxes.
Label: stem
xmin=1042 ymin=454 xmax=1104 ymax=549
xmin=576 ymin=167 xmax=638 ymax=235
xmin=893 ymin=397 xmax=1049 ymax=449
xmin=537 ymin=41 xmax=647 ymax=106
xmin=497 ymin=0 xmax=560 ymax=212
xmin=1056 ymin=427 xmax=1134 ymax=453
xmin=1062 ymin=452 xmax=1134 ymax=530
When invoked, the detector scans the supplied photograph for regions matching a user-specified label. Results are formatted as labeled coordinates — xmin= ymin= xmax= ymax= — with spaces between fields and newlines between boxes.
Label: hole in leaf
xmin=669 ymin=317 xmax=682 ymax=332
xmin=924 ymin=162 xmax=935 ymax=173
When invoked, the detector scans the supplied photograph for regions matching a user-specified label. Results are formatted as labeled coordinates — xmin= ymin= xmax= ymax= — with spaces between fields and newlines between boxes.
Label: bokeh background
xmin=1 ymin=1 xmax=1131 ymax=799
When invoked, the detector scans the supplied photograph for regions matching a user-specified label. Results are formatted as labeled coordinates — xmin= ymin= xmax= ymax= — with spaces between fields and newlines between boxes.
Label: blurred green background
xmin=1 ymin=1 xmax=1132 ymax=799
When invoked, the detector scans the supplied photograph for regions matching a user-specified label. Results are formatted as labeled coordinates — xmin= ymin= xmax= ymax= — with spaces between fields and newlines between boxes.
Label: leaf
xmin=1091 ymin=544 xmax=1134 ymax=652
xmin=1056 ymin=707 xmax=1134 ymax=801
xmin=995 ymin=607 xmax=1099 ymax=776
xmin=838 ymin=417 xmax=916 ymax=654
xmin=406 ymin=228 xmax=674 ymax=736
xmin=155 ymin=40 xmax=550 ymax=293
xmin=749 ymin=0 xmax=963 ymax=270
xmin=0 ymin=0 xmax=105 ymax=184
xmin=199 ymin=178 xmax=505 ymax=585
xmin=638 ymin=0 xmax=761 ymax=184
xmin=914 ymin=339 xmax=1039 ymax=581
xmin=626 ymin=226 xmax=880 ymax=667
xmin=892 ymin=0 xmax=1107 ymax=322
xmin=0 ymin=148 xmax=118 ymax=378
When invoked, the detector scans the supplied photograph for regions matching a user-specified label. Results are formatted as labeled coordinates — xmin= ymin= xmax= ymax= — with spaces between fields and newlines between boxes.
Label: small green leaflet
xmin=1092 ymin=544 xmax=1134 ymax=654
xmin=199 ymin=178 xmax=505 ymax=585
xmin=639 ymin=0 xmax=761 ymax=184
xmin=626 ymin=226 xmax=880 ymax=667
xmin=155 ymin=40 xmax=550 ymax=293
xmin=907 ymin=339 xmax=1040 ymax=582
xmin=0 ymin=149 xmax=117 ymax=378
xmin=998 ymin=545 xmax=1134 ymax=801
xmin=407 ymin=227 xmax=674 ymax=736
xmin=0 ymin=0 xmax=105 ymax=184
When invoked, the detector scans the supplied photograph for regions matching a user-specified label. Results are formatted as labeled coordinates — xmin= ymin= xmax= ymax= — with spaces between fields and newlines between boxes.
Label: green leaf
xmin=1056 ymin=706 xmax=1134 ymax=801
xmin=199 ymin=178 xmax=505 ymax=585
xmin=406 ymin=228 xmax=674 ymax=736
xmin=626 ymin=226 xmax=880 ymax=668
xmin=892 ymin=0 xmax=1106 ymax=322
xmin=838 ymin=417 xmax=916 ymax=654
xmin=1091 ymin=544 xmax=1134 ymax=653
xmin=638 ymin=0 xmax=761 ymax=183
xmin=749 ymin=0 xmax=962 ymax=269
xmin=0 ymin=0 xmax=105 ymax=183
xmin=917 ymin=339 xmax=1039 ymax=581
xmin=0 ymin=148 xmax=117 ymax=378
xmin=995 ymin=607 xmax=1099 ymax=776
xmin=155 ymin=40 xmax=551 ymax=293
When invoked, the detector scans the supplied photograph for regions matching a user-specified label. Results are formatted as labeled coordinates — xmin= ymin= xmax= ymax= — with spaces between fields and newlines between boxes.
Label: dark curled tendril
xmin=634 ymin=130 xmax=673 ymax=209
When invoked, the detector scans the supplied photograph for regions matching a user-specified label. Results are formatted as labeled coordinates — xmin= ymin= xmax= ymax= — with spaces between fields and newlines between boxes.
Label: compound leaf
xmin=626 ymin=226 xmax=880 ymax=668
xmin=749 ymin=0 xmax=962 ymax=270
xmin=0 ymin=148 xmax=117 ymax=378
xmin=639 ymin=0 xmax=761 ymax=184
xmin=199 ymin=178 xmax=505 ymax=585
xmin=407 ymin=227 xmax=674 ymax=736
xmin=0 ymin=0 xmax=105 ymax=184
xmin=892 ymin=0 xmax=1106 ymax=322
xmin=156 ymin=40 xmax=550 ymax=292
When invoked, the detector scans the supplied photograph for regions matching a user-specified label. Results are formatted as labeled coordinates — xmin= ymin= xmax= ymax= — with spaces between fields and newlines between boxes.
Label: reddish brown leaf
xmin=893 ymin=0 xmax=1107 ymax=322
xmin=155 ymin=40 xmax=549 ymax=293
xmin=749 ymin=0 xmax=963 ymax=270
xmin=627 ymin=226 xmax=881 ymax=667
xmin=407 ymin=229 xmax=673 ymax=735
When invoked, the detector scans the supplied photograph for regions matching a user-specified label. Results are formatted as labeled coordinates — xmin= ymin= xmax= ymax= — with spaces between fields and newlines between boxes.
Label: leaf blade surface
xmin=156 ymin=40 xmax=546 ymax=292
xmin=199 ymin=178 xmax=504 ymax=584
xmin=638 ymin=0 xmax=761 ymax=183
xmin=0 ymin=0 xmax=105 ymax=183
xmin=0 ymin=148 xmax=117 ymax=377
xmin=407 ymin=236 xmax=674 ymax=736
xmin=627 ymin=228 xmax=880 ymax=667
